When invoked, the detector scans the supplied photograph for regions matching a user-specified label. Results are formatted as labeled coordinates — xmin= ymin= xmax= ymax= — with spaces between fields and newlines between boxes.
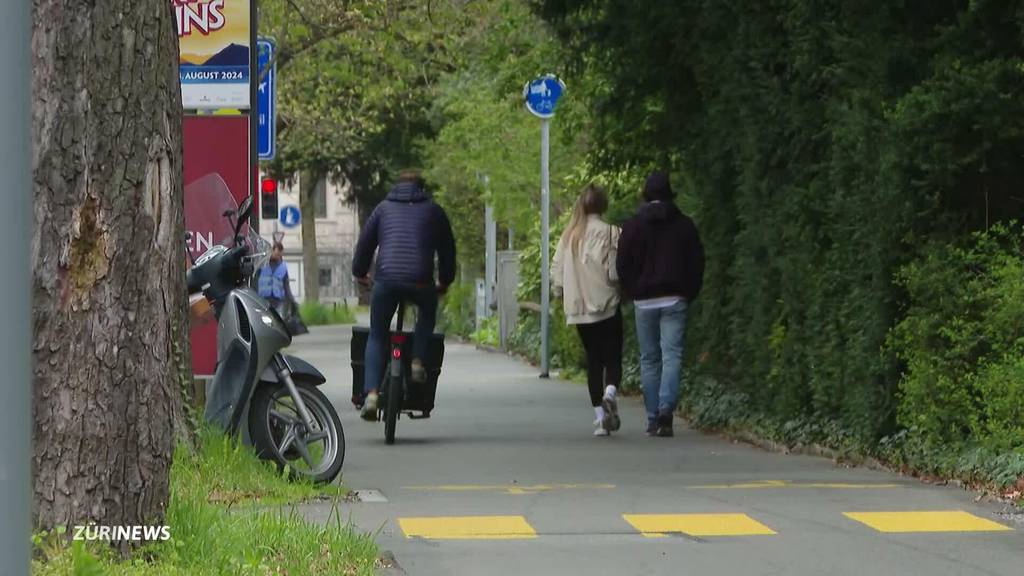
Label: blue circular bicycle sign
xmin=523 ymin=74 xmax=565 ymax=119
xmin=279 ymin=205 xmax=301 ymax=229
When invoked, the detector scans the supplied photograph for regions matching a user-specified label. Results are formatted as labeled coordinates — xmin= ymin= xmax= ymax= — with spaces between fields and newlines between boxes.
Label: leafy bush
xmin=438 ymin=282 xmax=476 ymax=339
xmin=298 ymin=301 xmax=357 ymax=326
xmin=470 ymin=315 xmax=499 ymax=347
xmin=976 ymin=355 xmax=1024 ymax=451
xmin=889 ymin=224 xmax=1024 ymax=450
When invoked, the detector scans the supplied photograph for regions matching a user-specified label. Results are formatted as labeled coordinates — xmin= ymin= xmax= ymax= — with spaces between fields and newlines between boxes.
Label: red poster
xmin=183 ymin=115 xmax=251 ymax=376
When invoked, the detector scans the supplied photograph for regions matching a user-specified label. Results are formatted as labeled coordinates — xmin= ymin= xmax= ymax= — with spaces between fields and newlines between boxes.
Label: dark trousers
xmin=364 ymin=281 xmax=438 ymax=393
xmin=575 ymin=308 xmax=623 ymax=407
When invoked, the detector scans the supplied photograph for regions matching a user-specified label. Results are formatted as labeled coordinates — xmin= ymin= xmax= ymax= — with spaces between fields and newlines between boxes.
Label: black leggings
xmin=575 ymin=308 xmax=623 ymax=407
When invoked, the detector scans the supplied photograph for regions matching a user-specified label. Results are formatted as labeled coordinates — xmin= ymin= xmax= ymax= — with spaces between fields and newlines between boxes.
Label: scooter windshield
xmin=185 ymin=173 xmax=240 ymax=262
xmin=243 ymin=229 xmax=272 ymax=277
xmin=210 ymin=226 xmax=272 ymax=281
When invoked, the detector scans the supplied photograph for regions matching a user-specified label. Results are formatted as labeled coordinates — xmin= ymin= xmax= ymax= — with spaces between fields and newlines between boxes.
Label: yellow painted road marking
xmin=623 ymin=514 xmax=777 ymax=537
xmin=403 ymin=483 xmax=615 ymax=495
xmin=690 ymin=480 xmax=900 ymax=490
xmin=843 ymin=511 xmax=1013 ymax=533
xmin=399 ymin=516 xmax=537 ymax=540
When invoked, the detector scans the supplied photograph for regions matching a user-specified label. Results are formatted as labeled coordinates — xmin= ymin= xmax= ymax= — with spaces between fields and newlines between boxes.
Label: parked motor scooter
xmin=187 ymin=196 xmax=344 ymax=483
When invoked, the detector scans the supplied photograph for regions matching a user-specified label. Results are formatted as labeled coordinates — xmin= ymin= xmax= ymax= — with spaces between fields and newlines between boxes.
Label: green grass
xmin=32 ymin=428 xmax=378 ymax=576
xmin=298 ymin=302 xmax=358 ymax=326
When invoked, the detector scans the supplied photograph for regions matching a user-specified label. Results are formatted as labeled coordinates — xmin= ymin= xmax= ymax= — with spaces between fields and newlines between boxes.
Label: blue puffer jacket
xmin=352 ymin=181 xmax=457 ymax=286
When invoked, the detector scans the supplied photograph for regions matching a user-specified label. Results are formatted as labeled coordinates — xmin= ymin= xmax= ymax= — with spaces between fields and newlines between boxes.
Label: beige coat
xmin=552 ymin=215 xmax=621 ymax=325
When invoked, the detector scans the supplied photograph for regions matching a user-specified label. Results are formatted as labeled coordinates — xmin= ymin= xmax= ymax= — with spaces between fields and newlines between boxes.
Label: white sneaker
xmin=360 ymin=393 xmax=378 ymax=421
xmin=601 ymin=396 xmax=621 ymax=432
xmin=593 ymin=427 xmax=610 ymax=437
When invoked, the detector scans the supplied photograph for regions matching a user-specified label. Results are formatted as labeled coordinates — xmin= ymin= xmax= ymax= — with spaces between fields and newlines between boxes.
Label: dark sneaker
xmin=411 ymin=359 xmax=427 ymax=384
xmin=646 ymin=421 xmax=657 ymax=436
xmin=656 ymin=411 xmax=674 ymax=437
xmin=360 ymin=392 xmax=379 ymax=421
xmin=601 ymin=396 xmax=621 ymax=432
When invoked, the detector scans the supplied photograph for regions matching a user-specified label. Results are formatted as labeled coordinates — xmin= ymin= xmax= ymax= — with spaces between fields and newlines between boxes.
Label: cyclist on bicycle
xmin=352 ymin=169 xmax=457 ymax=421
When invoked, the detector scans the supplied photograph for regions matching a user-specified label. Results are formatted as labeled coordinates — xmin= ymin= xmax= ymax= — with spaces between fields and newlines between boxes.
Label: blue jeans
xmin=364 ymin=281 xmax=438 ymax=394
xmin=634 ymin=300 xmax=688 ymax=424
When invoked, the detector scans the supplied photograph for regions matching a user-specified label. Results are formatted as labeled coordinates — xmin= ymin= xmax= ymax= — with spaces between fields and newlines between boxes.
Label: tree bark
xmin=299 ymin=169 xmax=321 ymax=303
xmin=31 ymin=0 xmax=186 ymax=535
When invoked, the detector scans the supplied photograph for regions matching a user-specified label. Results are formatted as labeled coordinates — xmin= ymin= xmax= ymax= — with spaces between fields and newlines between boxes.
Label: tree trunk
xmin=31 ymin=0 xmax=186 ymax=536
xmin=299 ymin=169 xmax=321 ymax=303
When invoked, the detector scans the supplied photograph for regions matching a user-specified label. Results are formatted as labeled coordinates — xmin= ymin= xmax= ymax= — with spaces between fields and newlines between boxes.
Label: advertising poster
xmin=173 ymin=0 xmax=251 ymax=109
xmin=183 ymin=116 xmax=251 ymax=376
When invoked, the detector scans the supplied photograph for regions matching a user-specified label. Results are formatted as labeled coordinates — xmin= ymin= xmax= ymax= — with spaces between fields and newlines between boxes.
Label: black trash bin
xmin=350 ymin=326 xmax=444 ymax=415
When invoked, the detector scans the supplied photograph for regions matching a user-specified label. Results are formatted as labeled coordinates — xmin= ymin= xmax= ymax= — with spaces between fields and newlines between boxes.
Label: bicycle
xmin=351 ymin=298 xmax=445 ymax=445
xmin=379 ymin=300 xmax=411 ymax=444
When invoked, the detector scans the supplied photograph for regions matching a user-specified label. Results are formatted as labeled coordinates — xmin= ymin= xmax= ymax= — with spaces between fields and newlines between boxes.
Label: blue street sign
xmin=257 ymin=38 xmax=276 ymax=160
xmin=279 ymin=205 xmax=300 ymax=229
xmin=523 ymin=74 xmax=565 ymax=119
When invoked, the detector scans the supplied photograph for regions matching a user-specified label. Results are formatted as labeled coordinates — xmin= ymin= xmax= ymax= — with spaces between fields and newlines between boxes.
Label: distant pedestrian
xmin=552 ymin=185 xmax=623 ymax=437
xmin=257 ymin=242 xmax=293 ymax=315
xmin=616 ymin=171 xmax=704 ymax=437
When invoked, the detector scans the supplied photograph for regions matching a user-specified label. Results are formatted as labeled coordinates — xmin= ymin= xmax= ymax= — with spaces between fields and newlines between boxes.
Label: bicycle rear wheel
xmin=384 ymin=367 xmax=401 ymax=444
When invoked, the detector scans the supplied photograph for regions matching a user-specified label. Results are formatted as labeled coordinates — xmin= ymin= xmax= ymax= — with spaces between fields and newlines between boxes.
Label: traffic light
xmin=260 ymin=177 xmax=278 ymax=219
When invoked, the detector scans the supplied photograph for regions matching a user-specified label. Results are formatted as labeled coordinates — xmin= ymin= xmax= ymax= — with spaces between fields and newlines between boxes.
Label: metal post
xmin=539 ymin=119 xmax=551 ymax=378
xmin=485 ymin=203 xmax=496 ymax=314
xmin=0 ymin=0 xmax=31 ymax=571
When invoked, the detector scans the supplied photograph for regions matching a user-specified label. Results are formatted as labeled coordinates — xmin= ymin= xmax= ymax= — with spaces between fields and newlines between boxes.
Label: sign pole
xmin=0 ymin=0 xmax=31 ymax=570
xmin=539 ymin=118 xmax=551 ymax=378
xmin=523 ymin=74 xmax=562 ymax=379
xmin=485 ymin=203 xmax=496 ymax=314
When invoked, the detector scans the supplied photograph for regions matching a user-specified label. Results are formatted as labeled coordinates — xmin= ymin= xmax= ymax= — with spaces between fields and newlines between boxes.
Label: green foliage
xmin=437 ymin=282 xmax=476 ymax=339
xmin=976 ymin=355 xmax=1024 ymax=451
xmin=421 ymin=0 xmax=589 ymax=278
xmin=471 ymin=316 xmax=499 ymax=347
xmin=298 ymin=301 xmax=357 ymax=326
xmin=32 ymin=428 xmax=373 ymax=575
xmin=260 ymin=0 xmax=480 ymax=212
xmin=889 ymin=224 xmax=1024 ymax=451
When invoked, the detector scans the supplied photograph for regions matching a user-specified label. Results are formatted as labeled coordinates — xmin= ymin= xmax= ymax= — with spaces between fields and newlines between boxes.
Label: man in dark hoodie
xmin=616 ymin=170 xmax=704 ymax=437
xmin=352 ymin=170 xmax=457 ymax=420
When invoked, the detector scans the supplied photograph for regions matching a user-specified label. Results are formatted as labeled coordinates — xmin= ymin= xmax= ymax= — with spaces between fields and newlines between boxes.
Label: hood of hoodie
xmin=386 ymin=181 xmax=430 ymax=203
xmin=637 ymin=200 xmax=681 ymax=222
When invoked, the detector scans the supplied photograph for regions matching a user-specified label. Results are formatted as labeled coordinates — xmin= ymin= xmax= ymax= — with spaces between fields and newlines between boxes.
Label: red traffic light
xmin=261 ymin=177 xmax=277 ymax=194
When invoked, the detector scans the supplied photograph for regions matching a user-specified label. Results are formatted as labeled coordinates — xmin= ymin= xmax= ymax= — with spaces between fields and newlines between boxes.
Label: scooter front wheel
xmin=250 ymin=381 xmax=345 ymax=484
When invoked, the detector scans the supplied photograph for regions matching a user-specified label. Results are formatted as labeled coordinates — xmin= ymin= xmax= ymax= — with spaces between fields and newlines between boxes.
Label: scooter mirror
xmin=236 ymin=195 xmax=254 ymax=225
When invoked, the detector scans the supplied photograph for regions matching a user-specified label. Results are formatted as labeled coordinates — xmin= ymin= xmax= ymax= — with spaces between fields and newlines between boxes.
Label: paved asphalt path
xmin=285 ymin=325 xmax=1022 ymax=576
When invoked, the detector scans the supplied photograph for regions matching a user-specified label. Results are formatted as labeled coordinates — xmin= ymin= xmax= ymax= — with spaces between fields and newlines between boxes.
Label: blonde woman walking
xmin=552 ymin=185 xmax=623 ymax=436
